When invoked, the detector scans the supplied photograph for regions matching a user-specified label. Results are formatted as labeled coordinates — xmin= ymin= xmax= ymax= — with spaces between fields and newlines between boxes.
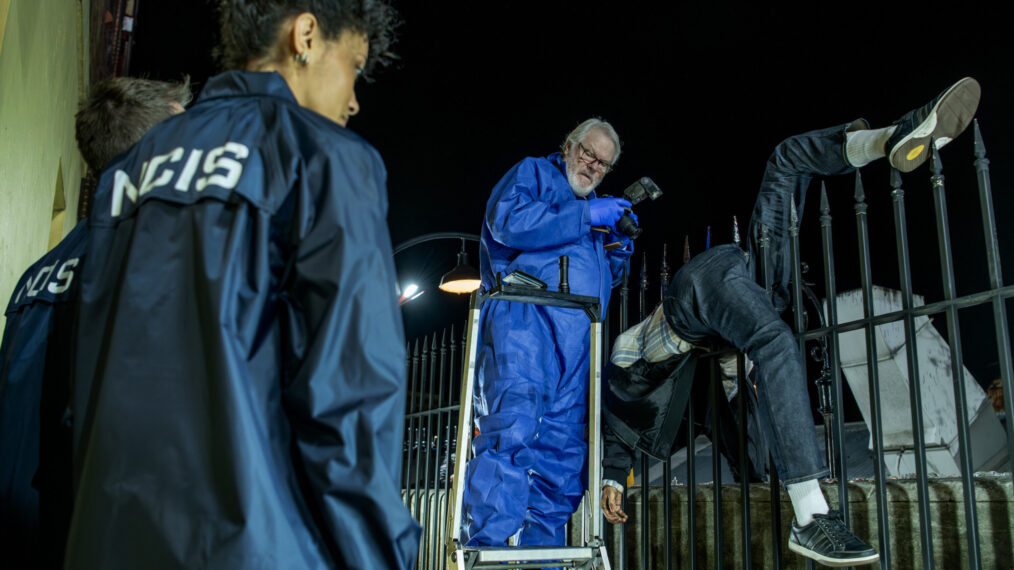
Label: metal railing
xmin=403 ymin=328 xmax=462 ymax=570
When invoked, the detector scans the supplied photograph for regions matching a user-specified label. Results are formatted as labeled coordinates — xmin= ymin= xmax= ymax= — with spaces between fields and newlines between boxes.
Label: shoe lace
xmin=816 ymin=510 xmax=852 ymax=548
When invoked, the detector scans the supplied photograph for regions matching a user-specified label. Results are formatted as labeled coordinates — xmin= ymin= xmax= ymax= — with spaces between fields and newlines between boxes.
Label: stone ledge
xmin=596 ymin=474 xmax=1012 ymax=569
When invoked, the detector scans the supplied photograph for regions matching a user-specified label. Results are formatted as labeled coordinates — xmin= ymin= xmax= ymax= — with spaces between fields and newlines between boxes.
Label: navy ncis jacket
xmin=68 ymin=71 xmax=420 ymax=569
xmin=0 ymin=221 xmax=83 ymax=568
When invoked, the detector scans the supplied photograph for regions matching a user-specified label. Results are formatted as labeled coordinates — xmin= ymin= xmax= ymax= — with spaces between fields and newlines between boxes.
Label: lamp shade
xmin=439 ymin=250 xmax=480 ymax=293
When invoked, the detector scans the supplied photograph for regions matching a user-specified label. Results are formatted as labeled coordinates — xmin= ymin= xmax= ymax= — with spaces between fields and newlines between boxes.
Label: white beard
xmin=567 ymin=166 xmax=598 ymax=197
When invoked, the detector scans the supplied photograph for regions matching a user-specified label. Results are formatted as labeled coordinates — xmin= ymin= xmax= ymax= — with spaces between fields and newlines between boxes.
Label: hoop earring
xmin=295 ymin=52 xmax=309 ymax=65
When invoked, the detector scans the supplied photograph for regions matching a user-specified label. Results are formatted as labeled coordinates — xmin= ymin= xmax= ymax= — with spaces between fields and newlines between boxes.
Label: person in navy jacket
xmin=0 ymin=76 xmax=190 ymax=568
xmin=66 ymin=2 xmax=419 ymax=568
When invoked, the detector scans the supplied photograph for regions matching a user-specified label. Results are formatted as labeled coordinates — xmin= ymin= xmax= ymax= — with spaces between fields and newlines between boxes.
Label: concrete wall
xmin=603 ymin=476 xmax=1013 ymax=569
xmin=406 ymin=477 xmax=1013 ymax=569
xmin=0 ymin=0 xmax=88 ymax=331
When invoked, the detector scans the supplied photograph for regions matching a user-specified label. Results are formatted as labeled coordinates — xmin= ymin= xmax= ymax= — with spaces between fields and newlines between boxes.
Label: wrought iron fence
xmin=402 ymin=327 xmax=463 ymax=570
xmin=401 ymin=121 xmax=1013 ymax=569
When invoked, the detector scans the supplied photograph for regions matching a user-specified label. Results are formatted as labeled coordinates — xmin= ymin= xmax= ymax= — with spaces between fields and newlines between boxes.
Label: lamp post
xmin=393 ymin=232 xmax=481 ymax=296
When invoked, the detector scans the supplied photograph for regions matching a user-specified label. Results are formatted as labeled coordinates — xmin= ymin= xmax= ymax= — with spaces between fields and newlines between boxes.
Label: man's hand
xmin=602 ymin=486 xmax=628 ymax=524
xmin=588 ymin=197 xmax=631 ymax=229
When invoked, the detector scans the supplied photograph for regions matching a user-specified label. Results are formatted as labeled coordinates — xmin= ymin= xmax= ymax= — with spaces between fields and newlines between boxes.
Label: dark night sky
xmin=129 ymin=2 xmax=1014 ymax=390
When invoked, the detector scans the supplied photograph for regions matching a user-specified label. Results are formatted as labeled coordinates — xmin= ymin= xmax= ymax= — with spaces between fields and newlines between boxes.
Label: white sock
xmin=786 ymin=478 xmax=829 ymax=526
xmin=845 ymin=126 xmax=897 ymax=167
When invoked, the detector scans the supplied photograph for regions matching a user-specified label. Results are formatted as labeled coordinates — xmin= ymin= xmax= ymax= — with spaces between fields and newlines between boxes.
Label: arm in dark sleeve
xmin=485 ymin=158 xmax=590 ymax=251
xmin=603 ymin=421 xmax=638 ymax=485
xmin=281 ymin=142 xmax=419 ymax=569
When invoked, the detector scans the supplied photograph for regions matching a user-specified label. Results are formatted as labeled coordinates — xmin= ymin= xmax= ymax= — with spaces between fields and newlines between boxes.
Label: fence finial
xmin=660 ymin=243 xmax=671 ymax=299
xmin=639 ymin=251 xmax=648 ymax=287
xmin=929 ymin=137 xmax=943 ymax=177
xmin=853 ymin=169 xmax=866 ymax=204
xmin=890 ymin=166 xmax=902 ymax=191
xmin=973 ymin=119 xmax=987 ymax=160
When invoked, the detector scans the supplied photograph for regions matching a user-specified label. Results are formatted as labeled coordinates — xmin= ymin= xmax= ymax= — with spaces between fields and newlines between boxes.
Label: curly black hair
xmin=215 ymin=0 xmax=399 ymax=77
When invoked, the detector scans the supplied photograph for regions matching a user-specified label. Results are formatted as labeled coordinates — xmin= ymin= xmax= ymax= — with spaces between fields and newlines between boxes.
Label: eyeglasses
xmin=577 ymin=142 xmax=614 ymax=173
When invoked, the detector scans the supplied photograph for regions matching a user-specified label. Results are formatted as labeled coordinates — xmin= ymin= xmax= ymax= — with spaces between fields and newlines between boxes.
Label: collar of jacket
xmin=547 ymin=151 xmax=597 ymax=200
xmin=196 ymin=70 xmax=299 ymax=105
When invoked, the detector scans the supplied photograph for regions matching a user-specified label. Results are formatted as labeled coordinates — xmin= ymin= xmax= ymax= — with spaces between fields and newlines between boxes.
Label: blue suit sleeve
xmin=607 ymin=239 xmax=634 ymax=287
xmin=485 ymin=158 xmax=589 ymax=251
xmin=281 ymin=144 xmax=419 ymax=569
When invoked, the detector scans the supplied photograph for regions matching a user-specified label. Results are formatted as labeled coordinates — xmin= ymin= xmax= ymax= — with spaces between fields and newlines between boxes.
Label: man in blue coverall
xmin=463 ymin=118 xmax=635 ymax=547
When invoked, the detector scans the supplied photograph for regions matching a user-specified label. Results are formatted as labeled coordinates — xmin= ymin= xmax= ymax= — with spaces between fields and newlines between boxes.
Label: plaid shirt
xmin=610 ymin=304 xmax=694 ymax=368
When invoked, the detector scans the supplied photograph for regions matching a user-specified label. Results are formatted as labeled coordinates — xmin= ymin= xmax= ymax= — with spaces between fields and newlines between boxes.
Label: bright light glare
xmin=399 ymin=283 xmax=425 ymax=305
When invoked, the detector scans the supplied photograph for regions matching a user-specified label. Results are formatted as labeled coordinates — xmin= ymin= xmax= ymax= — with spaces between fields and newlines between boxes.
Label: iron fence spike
xmin=973 ymin=119 xmax=986 ymax=159
xmin=853 ymin=169 xmax=865 ymax=203
xmin=890 ymin=166 xmax=902 ymax=190
xmin=929 ymin=137 xmax=943 ymax=175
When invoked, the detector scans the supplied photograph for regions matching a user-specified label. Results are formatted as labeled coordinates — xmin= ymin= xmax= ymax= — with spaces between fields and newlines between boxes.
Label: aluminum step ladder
xmin=446 ymin=261 xmax=610 ymax=570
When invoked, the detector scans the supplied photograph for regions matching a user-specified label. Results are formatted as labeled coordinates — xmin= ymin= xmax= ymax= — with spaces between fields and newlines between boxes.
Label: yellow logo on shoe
xmin=906 ymin=145 xmax=925 ymax=161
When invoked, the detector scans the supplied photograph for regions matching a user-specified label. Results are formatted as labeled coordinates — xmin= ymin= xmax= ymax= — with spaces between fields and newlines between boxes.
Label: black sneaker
xmin=886 ymin=76 xmax=981 ymax=172
xmin=788 ymin=510 xmax=880 ymax=567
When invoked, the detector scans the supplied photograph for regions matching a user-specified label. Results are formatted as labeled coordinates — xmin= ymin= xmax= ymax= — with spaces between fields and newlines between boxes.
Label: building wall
xmin=0 ymin=0 xmax=88 ymax=331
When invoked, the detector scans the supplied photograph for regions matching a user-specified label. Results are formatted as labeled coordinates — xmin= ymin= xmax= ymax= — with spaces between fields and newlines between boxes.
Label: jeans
xmin=747 ymin=120 xmax=865 ymax=312
xmin=663 ymin=245 xmax=827 ymax=484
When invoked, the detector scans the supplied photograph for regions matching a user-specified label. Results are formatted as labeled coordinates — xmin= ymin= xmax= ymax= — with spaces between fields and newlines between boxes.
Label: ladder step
xmin=466 ymin=545 xmax=596 ymax=563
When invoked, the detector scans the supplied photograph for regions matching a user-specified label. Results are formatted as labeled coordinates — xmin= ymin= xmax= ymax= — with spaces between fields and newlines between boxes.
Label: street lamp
xmin=438 ymin=239 xmax=481 ymax=293
xmin=393 ymin=232 xmax=481 ymax=297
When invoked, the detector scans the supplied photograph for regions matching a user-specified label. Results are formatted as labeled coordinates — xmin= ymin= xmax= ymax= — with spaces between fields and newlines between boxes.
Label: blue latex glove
xmin=588 ymin=197 xmax=632 ymax=228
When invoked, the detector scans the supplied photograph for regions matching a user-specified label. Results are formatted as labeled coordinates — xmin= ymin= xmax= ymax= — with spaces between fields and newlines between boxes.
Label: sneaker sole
xmin=889 ymin=77 xmax=981 ymax=173
xmin=788 ymin=540 xmax=881 ymax=567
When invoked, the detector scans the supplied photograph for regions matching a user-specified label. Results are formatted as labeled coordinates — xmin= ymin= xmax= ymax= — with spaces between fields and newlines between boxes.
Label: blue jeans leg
xmin=664 ymin=245 xmax=827 ymax=484
xmin=747 ymin=120 xmax=865 ymax=312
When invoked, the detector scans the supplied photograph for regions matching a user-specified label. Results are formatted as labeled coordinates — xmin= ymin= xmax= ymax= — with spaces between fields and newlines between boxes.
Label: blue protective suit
xmin=0 ymin=221 xmax=83 ymax=568
xmin=463 ymin=153 xmax=631 ymax=546
xmin=68 ymin=71 xmax=420 ymax=569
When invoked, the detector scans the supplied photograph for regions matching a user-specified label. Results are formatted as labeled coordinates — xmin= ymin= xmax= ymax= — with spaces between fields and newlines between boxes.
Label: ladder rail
xmin=447 ymin=282 xmax=609 ymax=569
xmin=447 ymin=296 xmax=483 ymax=553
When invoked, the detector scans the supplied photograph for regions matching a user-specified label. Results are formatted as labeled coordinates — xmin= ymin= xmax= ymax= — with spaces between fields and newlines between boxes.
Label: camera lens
xmin=616 ymin=214 xmax=642 ymax=239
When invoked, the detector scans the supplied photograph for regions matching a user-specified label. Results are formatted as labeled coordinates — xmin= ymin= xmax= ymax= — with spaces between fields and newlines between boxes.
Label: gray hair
xmin=561 ymin=118 xmax=622 ymax=166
